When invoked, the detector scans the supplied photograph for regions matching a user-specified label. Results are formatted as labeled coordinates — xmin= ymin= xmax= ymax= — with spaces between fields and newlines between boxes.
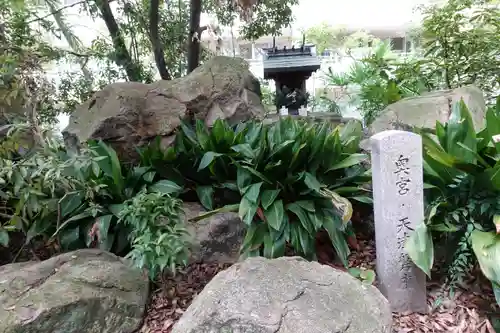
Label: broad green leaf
xmin=297 ymin=225 xmax=315 ymax=258
xmin=323 ymin=214 xmax=350 ymax=267
xmin=307 ymin=211 xmax=323 ymax=231
xmin=360 ymin=269 xmax=376 ymax=285
xmin=198 ymin=152 xmax=222 ymax=171
xmin=237 ymin=167 xmax=253 ymax=192
xmin=429 ymin=223 xmax=459 ymax=232
xmin=0 ymin=228 xmax=9 ymax=247
xmin=196 ymin=186 xmax=214 ymax=210
xmin=143 ymin=171 xmax=156 ymax=183
xmin=261 ymin=189 xmax=281 ymax=210
xmin=97 ymin=214 xmax=113 ymax=239
xmin=321 ymin=189 xmax=353 ymax=223
xmin=59 ymin=226 xmax=80 ymax=249
xmin=243 ymin=182 xmax=263 ymax=204
xmin=445 ymin=99 xmax=477 ymax=164
xmin=59 ymin=191 xmax=84 ymax=218
xmin=421 ymin=133 xmax=456 ymax=168
xmin=264 ymin=200 xmax=284 ymax=231
xmin=240 ymin=221 xmax=267 ymax=253
xmin=470 ymin=230 xmax=500 ymax=284
xmin=263 ymin=232 xmax=286 ymax=258
xmin=195 ymin=119 xmax=211 ymax=150
xmin=269 ymin=140 xmax=295 ymax=157
xmin=327 ymin=153 xmax=367 ymax=171
xmin=108 ymin=204 xmax=125 ymax=218
xmin=179 ymin=121 xmax=198 ymax=146
xmin=295 ymin=200 xmax=315 ymax=212
xmin=188 ymin=204 xmax=239 ymax=222
xmin=287 ymin=203 xmax=313 ymax=234
xmin=240 ymin=165 xmax=272 ymax=184
xmin=405 ymin=223 xmax=434 ymax=278
xmin=348 ymin=267 xmax=361 ymax=278
xmin=52 ymin=211 xmax=93 ymax=238
xmin=483 ymin=166 xmax=500 ymax=191
xmin=334 ymin=186 xmax=365 ymax=195
xmin=97 ymin=140 xmax=124 ymax=194
xmin=303 ymin=172 xmax=322 ymax=192
xmin=26 ymin=218 xmax=53 ymax=244
xmin=239 ymin=197 xmax=257 ymax=225
xmin=350 ymin=196 xmax=373 ymax=204
xmin=231 ymin=144 xmax=255 ymax=159
xmin=211 ymin=119 xmax=226 ymax=143
xmin=150 ymin=180 xmax=182 ymax=195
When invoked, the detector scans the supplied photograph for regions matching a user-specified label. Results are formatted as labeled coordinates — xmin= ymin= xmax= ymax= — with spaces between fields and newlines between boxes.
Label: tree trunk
xmin=149 ymin=0 xmax=172 ymax=80
xmin=95 ymin=0 xmax=142 ymax=81
xmin=187 ymin=0 xmax=202 ymax=73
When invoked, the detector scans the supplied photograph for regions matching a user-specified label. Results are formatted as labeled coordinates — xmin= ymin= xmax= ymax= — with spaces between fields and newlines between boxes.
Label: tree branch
xmin=187 ymin=0 xmax=202 ymax=73
xmin=95 ymin=0 xmax=141 ymax=81
xmin=149 ymin=0 xmax=172 ymax=80
xmin=26 ymin=0 xmax=114 ymax=25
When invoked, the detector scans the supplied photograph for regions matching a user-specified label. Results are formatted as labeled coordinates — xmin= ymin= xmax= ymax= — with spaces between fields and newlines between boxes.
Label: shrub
xmin=182 ymin=117 xmax=371 ymax=265
xmin=406 ymin=99 xmax=500 ymax=305
xmin=117 ymin=190 xmax=190 ymax=279
xmin=0 ymin=129 xmax=189 ymax=278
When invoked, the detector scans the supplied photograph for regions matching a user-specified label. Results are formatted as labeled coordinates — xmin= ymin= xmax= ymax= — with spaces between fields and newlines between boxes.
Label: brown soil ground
xmin=1 ymin=232 xmax=498 ymax=333
xmin=140 ymin=236 xmax=499 ymax=333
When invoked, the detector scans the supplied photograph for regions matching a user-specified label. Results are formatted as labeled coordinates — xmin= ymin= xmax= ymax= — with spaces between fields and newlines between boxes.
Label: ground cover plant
xmin=406 ymin=98 xmax=500 ymax=305
xmin=0 ymin=125 xmax=189 ymax=278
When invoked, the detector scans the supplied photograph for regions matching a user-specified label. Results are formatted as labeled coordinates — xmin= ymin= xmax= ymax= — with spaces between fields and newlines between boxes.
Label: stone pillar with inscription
xmin=370 ymin=130 xmax=427 ymax=313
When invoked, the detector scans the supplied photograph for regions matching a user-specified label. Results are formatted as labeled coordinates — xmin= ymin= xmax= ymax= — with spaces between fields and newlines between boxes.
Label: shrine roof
xmin=262 ymin=44 xmax=321 ymax=73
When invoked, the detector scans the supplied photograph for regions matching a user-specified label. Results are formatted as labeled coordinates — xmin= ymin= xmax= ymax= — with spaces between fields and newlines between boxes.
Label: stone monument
xmin=370 ymin=130 xmax=427 ymax=313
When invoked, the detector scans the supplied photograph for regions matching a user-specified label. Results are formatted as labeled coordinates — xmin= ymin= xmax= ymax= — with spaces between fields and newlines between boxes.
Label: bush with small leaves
xmin=117 ymin=190 xmax=190 ymax=279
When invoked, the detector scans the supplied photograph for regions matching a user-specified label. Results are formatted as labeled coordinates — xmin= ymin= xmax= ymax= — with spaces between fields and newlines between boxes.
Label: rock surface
xmin=183 ymin=202 xmax=245 ymax=264
xmin=368 ymin=85 xmax=486 ymax=137
xmin=63 ymin=56 xmax=265 ymax=163
xmin=0 ymin=249 xmax=149 ymax=333
xmin=172 ymin=256 xmax=392 ymax=333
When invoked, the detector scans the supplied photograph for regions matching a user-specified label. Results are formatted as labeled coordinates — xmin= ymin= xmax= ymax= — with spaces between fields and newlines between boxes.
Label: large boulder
xmin=368 ymin=85 xmax=486 ymax=137
xmin=63 ymin=56 xmax=265 ymax=163
xmin=172 ymin=256 xmax=392 ymax=333
xmin=0 ymin=249 xmax=149 ymax=333
xmin=183 ymin=202 xmax=245 ymax=264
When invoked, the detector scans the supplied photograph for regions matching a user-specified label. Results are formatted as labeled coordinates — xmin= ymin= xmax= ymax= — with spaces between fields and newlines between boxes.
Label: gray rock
xmin=183 ymin=202 xmax=245 ymax=264
xmin=0 ymin=249 xmax=149 ymax=333
xmin=366 ymin=85 xmax=486 ymax=143
xmin=172 ymin=256 xmax=392 ymax=333
xmin=62 ymin=56 xmax=265 ymax=163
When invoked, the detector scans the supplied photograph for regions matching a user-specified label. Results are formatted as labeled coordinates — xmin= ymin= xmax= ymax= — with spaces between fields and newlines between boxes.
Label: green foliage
xmin=420 ymin=0 xmax=500 ymax=102
xmin=118 ymin=190 xmax=190 ymax=279
xmin=0 ymin=1 xmax=64 ymax=124
xmin=348 ymin=267 xmax=376 ymax=285
xmin=304 ymin=22 xmax=379 ymax=54
xmin=310 ymin=94 xmax=341 ymax=115
xmin=304 ymin=22 xmax=349 ymax=54
xmin=178 ymin=117 xmax=370 ymax=264
xmin=405 ymin=99 xmax=500 ymax=304
xmin=0 ymin=128 xmax=188 ymax=278
xmin=259 ymin=79 xmax=276 ymax=114
xmin=206 ymin=0 xmax=298 ymax=40
xmin=323 ymin=41 xmax=439 ymax=125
